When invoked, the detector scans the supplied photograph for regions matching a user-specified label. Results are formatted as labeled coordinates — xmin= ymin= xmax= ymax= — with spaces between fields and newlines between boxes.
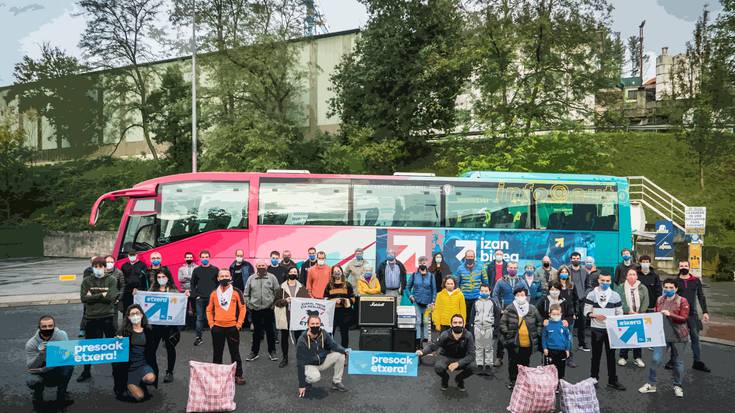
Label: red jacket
xmin=655 ymin=294 xmax=690 ymax=341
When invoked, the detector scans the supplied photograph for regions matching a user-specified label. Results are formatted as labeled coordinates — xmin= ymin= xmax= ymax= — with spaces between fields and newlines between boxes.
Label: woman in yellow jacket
xmin=432 ymin=276 xmax=466 ymax=331
xmin=356 ymin=265 xmax=381 ymax=296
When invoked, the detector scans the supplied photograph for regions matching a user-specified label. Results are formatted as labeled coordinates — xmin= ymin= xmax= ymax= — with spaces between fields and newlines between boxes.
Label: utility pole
xmin=639 ymin=20 xmax=646 ymax=80
xmin=191 ymin=0 xmax=198 ymax=173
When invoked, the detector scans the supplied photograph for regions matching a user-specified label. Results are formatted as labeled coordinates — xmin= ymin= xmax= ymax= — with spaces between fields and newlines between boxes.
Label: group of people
xmin=25 ymin=246 xmax=712 ymax=409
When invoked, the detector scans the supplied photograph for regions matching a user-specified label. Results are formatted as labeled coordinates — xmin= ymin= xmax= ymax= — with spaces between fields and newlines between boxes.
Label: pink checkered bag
xmin=507 ymin=365 xmax=558 ymax=413
xmin=560 ymin=378 xmax=600 ymax=413
xmin=186 ymin=361 xmax=237 ymax=412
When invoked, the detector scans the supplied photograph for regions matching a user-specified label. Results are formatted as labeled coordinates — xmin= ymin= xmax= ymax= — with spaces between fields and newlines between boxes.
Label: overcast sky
xmin=0 ymin=0 xmax=723 ymax=85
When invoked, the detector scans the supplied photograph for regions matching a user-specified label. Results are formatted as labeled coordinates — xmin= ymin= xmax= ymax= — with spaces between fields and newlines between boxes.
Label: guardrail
xmin=627 ymin=176 xmax=687 ymax=231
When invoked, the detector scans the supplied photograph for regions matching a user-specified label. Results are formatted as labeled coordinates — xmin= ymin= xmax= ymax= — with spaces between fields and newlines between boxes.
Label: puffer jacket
xmin=499 ymin=303 xmax=543 ymax=349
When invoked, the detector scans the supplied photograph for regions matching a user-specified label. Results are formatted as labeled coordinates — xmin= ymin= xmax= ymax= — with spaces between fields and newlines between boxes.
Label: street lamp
xmin=191 ymin=0 xmax=198 ymax=173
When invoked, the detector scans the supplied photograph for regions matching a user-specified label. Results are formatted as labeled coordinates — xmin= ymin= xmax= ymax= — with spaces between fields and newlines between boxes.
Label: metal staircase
xmin=627 ymin=176 xmax=688 ymax=232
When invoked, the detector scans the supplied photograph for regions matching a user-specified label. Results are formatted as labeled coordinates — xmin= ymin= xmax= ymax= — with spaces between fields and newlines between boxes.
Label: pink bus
xmin=89 ymin=170 xmax=629 ymax=277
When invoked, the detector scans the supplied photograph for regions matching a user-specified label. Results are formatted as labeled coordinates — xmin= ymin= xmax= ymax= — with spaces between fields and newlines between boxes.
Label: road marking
xmin=0 ymin=259 xmax=56 ymax=269
xmin=59 ymin=274 xmax=77 ymax=281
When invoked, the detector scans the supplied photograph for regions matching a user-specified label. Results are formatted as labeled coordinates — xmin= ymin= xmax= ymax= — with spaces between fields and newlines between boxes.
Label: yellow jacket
xmin=357 ymin=276 xmax=381 ymax=295
xmin=433 ymin=289 xmax=466 ymax=330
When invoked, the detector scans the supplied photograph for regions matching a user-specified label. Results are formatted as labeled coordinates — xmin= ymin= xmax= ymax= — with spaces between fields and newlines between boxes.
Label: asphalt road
xmin=2 ymin=304 xmax=735 ymax=413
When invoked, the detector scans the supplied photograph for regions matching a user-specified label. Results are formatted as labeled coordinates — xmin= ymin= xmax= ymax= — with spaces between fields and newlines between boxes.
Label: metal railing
xmin=627 ymin=176 xmax=688 ymax=231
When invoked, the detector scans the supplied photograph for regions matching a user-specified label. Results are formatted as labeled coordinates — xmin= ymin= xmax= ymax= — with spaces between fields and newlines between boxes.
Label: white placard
xmin=134 ymin=291 xmax=187 ymax=325
xmin=289 ymin=298 xmax=336 ymax=333
xmin=685 ymin=206 xmax=706 ymax=234
xmin=605 ymin=312 xmax=666 ymax=349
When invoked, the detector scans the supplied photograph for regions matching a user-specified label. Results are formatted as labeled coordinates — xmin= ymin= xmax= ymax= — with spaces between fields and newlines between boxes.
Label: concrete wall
xmin=44 ymin=231 xmax=117 ymax=258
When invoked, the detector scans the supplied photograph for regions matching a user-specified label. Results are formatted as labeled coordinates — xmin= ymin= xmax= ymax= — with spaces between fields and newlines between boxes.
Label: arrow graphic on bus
xmin=393 ymin=235 xmax=427 ymax=267
xmin=454 ymin=240 xmax=477 ymax=261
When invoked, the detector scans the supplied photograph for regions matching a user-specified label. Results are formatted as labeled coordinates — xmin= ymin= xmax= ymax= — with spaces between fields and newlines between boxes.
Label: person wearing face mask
xmin=26 ymin=315 xmax=73 ymax=411
xmin=244 ymin=260 xmax=280 ymax=362
xmin=121 ymin=249 xmax=149 ymax=316
xmin=499 ymin=287 xmax=543 ymax=389
xmin=191 ymin=250 xmax=219 ymax=346
xmin=639 ymin=278 xmax=690 ymax=398
xmin=538 ymin=280 xmax=577 ymax=368
xmin=324 ymin=265 xmax=355 ymax=348
xmin=522 ymin=264 xmax=544 ymax=306
xmin=541 ymin=304 xmax=572 ymax=381
xmin=614 ymin=248 xmax=637 ymax=286
xmin=417 ymin=314 xmax=476 ymax=391
xmin=485 ymin=250 xmax=508 ymax=290
xmin=228 ymin=249 xmax=254 ymax=292
xmin=104 ymin=255 xmax=125 ymax=318
xmin=583 ymin=256 xmax=600 ymax=293
xmin=299 ymin=247 xmax=319 ymax=285
xmin=636 ymin=255 xmax=661 ymax=313
xmin=296 ymin=314 xmax=349 ymax=397
xmin=583 ymin=273 xmax=626 ymax=391
xmin=79 ymin=256 xmax=98 ymax=338
xmin=178 ymin=252 xmax=197 ymax=330
xmin=492 ymin=261 xmax=528 ymax=308
xmin=473 ymin=284 xmax=496 ymax=373
xmin=275 ymin=267 xmax=310 ymax=368
xmin=356 ymin=264 xmax=381 ymax=296
xmin=113 ymin=304 xmax=159 ymax=401
xmin=377 ymin=248 xmax=407 ymax=297
xmin=673 ymin=260 xmax=710 ymax=372
xmin=145 ymin=252 xmax=171 ymax=291
xmin=429 ymin=252 xmax=452 ymax=293
xmin=280 ymin=249 xmax=297 ymax=273
xmin=555 ymin=265 xmax=586 ymax=352
xmin=345 ymin=248 xmax=367 ymax=288
xmin=267 ymin=250 xmax=286 ymax=283
xmin=148 ymin=272 xmax=188 ymax=383
xmin=568 ymin=252 xmax=586 ymax=295
xmin=77 ymin=257 xmax=119 ymax=382
xmin=615 ymin=268 xmax=649 ymax=368
xmin=206 ymin=270 xmax=247 ymax=385
xmin=455 ymin=250 xmax=489 ymax=331
xmin=533 ymin=256 xmax=557 ymax=287
xmin=433 ymin=277 xmax=466 ymax=332
xmin=407 ymin=256 xmax=436 ymax=345
xmin=306 ymin=251 xmax=332 ymax=299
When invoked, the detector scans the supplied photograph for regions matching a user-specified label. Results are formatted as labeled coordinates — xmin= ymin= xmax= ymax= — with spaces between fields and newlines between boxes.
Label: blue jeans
xmin=649 ymin=342 xmax=684 ymax=387
xmin=415 ymin=303 xmax=428 ymax=341
xmin=26 ymin=366 xmax=74 ymax=401
xmin=196 ymin=296 xmax=210 ymax=338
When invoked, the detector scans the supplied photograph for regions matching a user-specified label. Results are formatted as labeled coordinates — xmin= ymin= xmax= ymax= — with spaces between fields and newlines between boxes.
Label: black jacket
xmin=676 ymin=275 xmax=708 ymax=316
xmin=120 ymin=261 xmax=149 ymax=300
xmin=614 ymin=262 xmax=638 ymax=285
xmin=191 ymin=265 xmax=219 ymax=299
xmin=536 ymin=295 xmax=575 ymax=325
xmin=638 ymin=269 xmax=662 ymax=310
xmin=267 ymin=265 xmax=286 ymax=284
xmin=499 ymin=303 xmax=543 ymax=350
xmin=429 ymin=262 xmax=452 ymax=293
xmin=377 ymin=260 xmax=407 ymax=293
xmin=112 ymin=328 xmax=159 ymax=399
xmin=299 ymin=260 xmax=318 ymax=286
xmin=146 ymin=266 xmax=171 ymax=289
xmin=229 ymin=260 xmax=254 ymax=292
xmin=296 ymin=329 xmax=347 ymax=387
xmin=421 ymin=329 xmax=475 ymax=368
xmin=485 ymin=261 xmax=508 ymax=290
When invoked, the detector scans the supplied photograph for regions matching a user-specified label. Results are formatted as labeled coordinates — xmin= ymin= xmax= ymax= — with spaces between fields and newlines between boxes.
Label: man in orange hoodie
xmin=207 ymin=269 xmax=247 ymax=385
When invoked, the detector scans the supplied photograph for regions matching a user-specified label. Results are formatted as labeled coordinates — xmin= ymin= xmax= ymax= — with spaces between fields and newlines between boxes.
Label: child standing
xmin=474 ymin=284 xmax=495 ymax=374
xmin=542 ymin=304 xmax=572 ymax=380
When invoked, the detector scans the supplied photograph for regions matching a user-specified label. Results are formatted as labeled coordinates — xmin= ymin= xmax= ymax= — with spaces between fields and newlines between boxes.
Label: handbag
xmin=274 ymin=305 xmax=289 ymax=330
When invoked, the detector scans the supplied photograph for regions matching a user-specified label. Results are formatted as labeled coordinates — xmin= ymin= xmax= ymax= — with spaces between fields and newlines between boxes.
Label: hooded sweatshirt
xmin=26 ymin=328 xmax=68 ymax=373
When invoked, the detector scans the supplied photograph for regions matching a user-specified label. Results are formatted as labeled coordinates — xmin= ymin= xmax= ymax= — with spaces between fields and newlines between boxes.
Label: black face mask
xmin=309 ymin=326 xmax=321 ymax=335
xmin=571 ymin=260 xmax=580 ymax=267
xmin=185 ymin=259 xmax=193 ymax=265
xmin=543 ymin=262 xmax=550 ymax=268
xmin=451 ymin=326 xmax=464 ymax=334
xmin=288 ymin=273 xmax=298 ymax=280
xmin=419 ymin=265 xmax=427 ymax=271
xmin=465 ymin=258 xmax=475 ymax=266
xmin=679 ymin=268 xmax=689 ymax=276
xmin=219 ymin=279 xmax=231 ymax=287
xmin=283 ymin=257 xmax=291 ymax=262
xmin=257 ymin=268 xmax=267 ymax=276
xmin=39 ymin=329 xmax=53 ymax=339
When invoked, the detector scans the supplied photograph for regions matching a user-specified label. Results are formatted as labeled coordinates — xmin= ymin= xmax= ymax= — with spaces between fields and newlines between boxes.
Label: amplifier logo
xmin=369 ymin=302 xmax=386 ymax=307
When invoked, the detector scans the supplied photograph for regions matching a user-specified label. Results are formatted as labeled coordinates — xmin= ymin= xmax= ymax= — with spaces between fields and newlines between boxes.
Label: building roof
xmin=643 ymin=77 xmax=656 ymax=86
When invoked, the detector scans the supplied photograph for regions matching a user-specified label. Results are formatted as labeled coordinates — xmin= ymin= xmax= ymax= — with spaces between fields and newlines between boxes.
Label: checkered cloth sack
xmin=560 ymin=378 xmax=600 ymax=413
xmin=186 ymin=361 xmax=237 ymax=412
xmin=507 ymin=365 xmax=558 ymax=413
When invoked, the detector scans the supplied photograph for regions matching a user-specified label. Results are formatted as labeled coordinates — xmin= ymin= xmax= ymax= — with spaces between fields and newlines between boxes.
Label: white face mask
xmin=128 ymin=315 xmax=142 ymax=325
xmin=157 ymin=277 xmax=168 ymax=285
xmin=435 ymin=257 xmax=442 ymax=264
xmin=105 ymin=262 xmax=114 ymax=270
xmin=317 ymin=259 xmax=325 ymax=266
xmin=514 ymin=296 xmax=527 ymax=306
xmin=128 ymin=255 xmax=137 ymax=263
xmin=641 ymin=263 xmax=650 ymax=271
xmin=236 ymin=257 xmax=243 ymax=263
xmin=549 ymin=290 xmax=560 ymax=298
xmin=495 ymin=255 xmax=503 ymax=262
xmin=550 ymin=315 xmax=562 ymax=322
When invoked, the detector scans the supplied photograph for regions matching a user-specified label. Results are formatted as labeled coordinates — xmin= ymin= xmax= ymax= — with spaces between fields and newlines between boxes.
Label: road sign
xmin=654 ymin=220 xmax=674 ymax=260
xmin=689 ymin=243 xmax=702 ymax=277
xmin=685 ymin=207 xmax=706 ymax=235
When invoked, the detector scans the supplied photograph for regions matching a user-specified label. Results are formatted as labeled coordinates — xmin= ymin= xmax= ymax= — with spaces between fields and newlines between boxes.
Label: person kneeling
xmin=297 ymin=315 xmax=349 ymax=398
xmin=417 ymin=314 xmax=475 ymax=391
xmin=26 ymin=315 xmax=74 ymax=411
xmin=113 ymin=305 xmax=159 ymax=402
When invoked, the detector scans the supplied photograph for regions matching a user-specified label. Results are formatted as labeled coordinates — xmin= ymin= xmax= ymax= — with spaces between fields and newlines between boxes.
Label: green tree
xmin=329 ymin=0 xmax=470 ymax=155
xmin=7 ymin=43 xmax=100 ymax=152
xmin=78 ymin=0 xmax=164 ymax=160
xmin=0 ymin=115 xmax=33 ymax=222
xmin=147 ymin=65 xmax=198 ymax=172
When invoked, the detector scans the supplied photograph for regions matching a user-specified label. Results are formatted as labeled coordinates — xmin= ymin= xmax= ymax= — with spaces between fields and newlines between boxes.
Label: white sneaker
xmin=638 ymin=383 xmax=657 ymax=393
xmin=618 ymin=358 xmax=627 ymax=366
xmin=634 ymin=358 xmax=646 ymax=368
xmin=674 ymin=386 xmax=684 ymax=398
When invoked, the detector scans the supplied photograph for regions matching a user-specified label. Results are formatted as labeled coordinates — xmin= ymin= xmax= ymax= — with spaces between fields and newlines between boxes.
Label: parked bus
xmin=89 ymin=170 xmax=631 ymax=277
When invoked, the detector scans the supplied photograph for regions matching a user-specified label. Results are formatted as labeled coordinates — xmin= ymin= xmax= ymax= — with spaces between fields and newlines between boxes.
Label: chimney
xmin=662 ymin=47 xmax=668 ymax=56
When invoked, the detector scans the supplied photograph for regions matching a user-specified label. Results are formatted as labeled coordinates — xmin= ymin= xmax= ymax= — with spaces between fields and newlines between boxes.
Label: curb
xmin=701 ymin=336 xmax=735 ymax=347
xmin=0 ymin=294 xmax=80 ymax=308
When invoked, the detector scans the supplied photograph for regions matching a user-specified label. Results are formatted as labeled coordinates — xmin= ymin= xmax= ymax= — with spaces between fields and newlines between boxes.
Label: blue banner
xmin=348 ymin=350 xmax=418 ymax=377
xmin=46 ymin=338 xmax=129 ymax=367
xmin=654 ymin=220 xmax=674 ymax=260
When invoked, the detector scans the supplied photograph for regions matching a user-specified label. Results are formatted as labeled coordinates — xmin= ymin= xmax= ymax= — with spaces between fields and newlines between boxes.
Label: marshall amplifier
xmin=358 ymin=296 xmax=396 ymax=326
xmin=359 ymin=328 xmax=393 ymax=351
xmin=392 ymin=327 xmax=416 ymax=352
